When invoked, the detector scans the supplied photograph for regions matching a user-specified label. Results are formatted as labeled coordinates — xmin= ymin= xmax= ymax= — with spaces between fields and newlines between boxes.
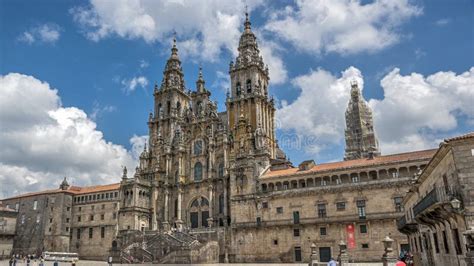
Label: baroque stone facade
xmin=1 ymin=13 xmax=472 ymax=264
xmin=0 ymin=204 xmax=17 ymax=259
xmin=398 ymin=133 xmax=474 ymax=266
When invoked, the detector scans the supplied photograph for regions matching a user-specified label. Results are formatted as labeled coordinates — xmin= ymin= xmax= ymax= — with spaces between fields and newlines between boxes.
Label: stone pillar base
xmin=162 ymin=221 xmax=170 ymax=232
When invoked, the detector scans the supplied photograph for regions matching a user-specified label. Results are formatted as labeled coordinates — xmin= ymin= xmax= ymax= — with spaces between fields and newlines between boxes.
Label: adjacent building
xmin=0 ymin=203 xmax=17 ymax=259
xmin=398 ymin=132 xmax=474 ymax=266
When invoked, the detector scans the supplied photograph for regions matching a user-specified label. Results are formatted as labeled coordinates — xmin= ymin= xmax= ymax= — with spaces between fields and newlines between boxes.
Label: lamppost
xmin=338 ymin=240 xmax=349 ymax=265
xmin=382 ymin=236 xmax=397 ymax=266
xmin=309 ymin=243 xmax=318 ymax=266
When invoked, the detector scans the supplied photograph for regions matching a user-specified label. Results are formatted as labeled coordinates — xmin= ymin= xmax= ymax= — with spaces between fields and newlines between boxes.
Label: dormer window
xmin=246 ymin=79 xmax=252 ymax=93
xmin=236 ymin=82 xmax=241 ymax=96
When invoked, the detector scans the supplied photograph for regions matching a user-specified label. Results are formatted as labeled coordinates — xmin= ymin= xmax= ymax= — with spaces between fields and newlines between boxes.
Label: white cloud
xmin=259 ymin=40 xmax=288 ymax=85
xmin=435 ymin=18 xmax=451 ymax=26
xmin=0 ymin=73 xmax=141 ymax=198
xmin=139 ymin=59 xmax=149 ymax=68
xmin=277 ymin=66 xmax=474 ymax=156
xmin=18 ymin=24 xmax=61 ymax=44
xmin=70 ymin=0 xmax=264 ymax=61
xmin=121 ymin=76 xmax=149 ymax=94
xmin=90 ymin=101 xmax=117 ymax=120
xmin=370 ymin=67 xmax=474 ymax=153
xmin=264 ymin=0 xmax=422 ymax=55
xmin=277 ymin=66 xmax=362 ymax=153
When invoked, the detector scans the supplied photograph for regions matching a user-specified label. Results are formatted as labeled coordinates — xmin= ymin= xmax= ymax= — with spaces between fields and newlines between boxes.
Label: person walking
xmin=107 ymin=255 xmax=113 ymax=266
xmin=53 ymin=260 xmax=59 ymax=266
xmin=9 ymin=257 xmax=14 ymax=266
xmin=71 ymin=258 xmax=77 ymax=266
xmin=39 ymin=258 xmax=45 ymax=266
xmin=327 ymin=257 xmax=337 ymax=266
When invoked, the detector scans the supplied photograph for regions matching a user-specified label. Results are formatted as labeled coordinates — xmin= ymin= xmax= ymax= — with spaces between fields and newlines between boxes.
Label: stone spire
xmin=344 ymin=80 xmax=381 ymax=160
xmin=161 ymin=33 xmax=185 ymax=91
xmin=196 ymin=66 xmax=206 ymax=93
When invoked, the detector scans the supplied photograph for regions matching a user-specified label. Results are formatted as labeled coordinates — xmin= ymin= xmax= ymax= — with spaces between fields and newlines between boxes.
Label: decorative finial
xmin=244 ymin=5 xmax=251 ymax=30
xmin=171 ymin=31 xmax=178 ymax=55
xmin=350 ymin=79 xmax=358 ymax=88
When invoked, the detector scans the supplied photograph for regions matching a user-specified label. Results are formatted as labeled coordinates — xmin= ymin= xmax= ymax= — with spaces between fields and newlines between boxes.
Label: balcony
xmin=413 ymin=185 xmax=460 ymax=217
xmin=412 ymin=185 xmax=461 ymax=225
xmin=397 ymin=215 xmax=418 ymax=234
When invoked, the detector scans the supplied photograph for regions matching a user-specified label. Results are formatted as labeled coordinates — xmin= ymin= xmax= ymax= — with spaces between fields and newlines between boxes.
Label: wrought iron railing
xmin=413 ymin=185 xmax=461 ymax=217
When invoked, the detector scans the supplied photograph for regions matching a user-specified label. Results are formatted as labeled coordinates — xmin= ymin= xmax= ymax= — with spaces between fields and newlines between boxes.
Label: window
xmin=273 ymin=239 xmax=278 ymax=245
xmin=336 ymin=178 xmax=342 ymax=185
xmin=219 ymin=194 xmax=224 ymax=214
xmin=194 ymin=162 xmax=203 ymax=181
xmin=190 ymin=197 xmax=210 ymax=229
xmin=433 ymin=232 xmax=440 ymax=253
xmin=256 ymin=217 xmax=261 ymax=226
xmin=357 ymin=200 xmax=366 ymax=219
xmin=49 ymin=227 xmax=52 ymax=232
xmin=49 ymin=218 xmax=53 ymax=223
xmin=294 ymin=246 xmax=302 ymax=262
xmin=394 ymin=197 xmax=403 ymax=212
xmin=101 ymin=214 xmax=105 ymax=220
xmin=218 ymin=163 xmax=224 ymax=178
xmin=262 ymin=202 xmax=268 ymax=209
xmin=33 ymin=200 xmax=38 ymax=210
xmin=352 ymin=175 xmax=359 ymax=183
xmin=114 ymin=192 xmax=118 ymax=198
xmin=359 ymin=224 xmax=367 ymax=234
xmin=78 ymin=207 xmax=82 ymax=212
xmin=321 ymin=179 xmax=327 ymax=186
xmin=362 ymin=243 xmax=369 ymax=249
xmin=318 ymin=204 xmax=327 ymax=218
xmin=276 ymin=207 xmax=283 ymax=214
xmin=77 ymin=216 xmax=81 ymax=222
xmin=293 ymin=211 xmax=300 ymax=224
xmin=336 ymin=202 xmax=346 ymax=211
xmin=293 ymin=228 xmax=300 ymax=237
xmin=246 ymin=79 xmax=252 ymax=93
xmin=89 ymin=228 xmax=93 ymax=239
xmin=66 ymin=227 xmax=69 ymax=232
xmin=66 ymin=218 xmax=70 ymax=223
xmin=194 ymin=140 xmax=203 ymax=155
xmin=90 ymin=214 xmax=94 ymax=221
xmin=101 ymin=227 xmax=105 ymax=238
xmin=66 ymin=207 xmax=70 ymax=211
xmin=320 ymin=227 xmax=327 ymax=236
xmin=442 ymin=230 xmax=450 ymax=254
xmin=236 ymin=82 xmax=241 ymax=96
xmin=113 ymin=213 xmax=117 ymax=219
xmin=77 ymin=228 xmax=81 ymax=239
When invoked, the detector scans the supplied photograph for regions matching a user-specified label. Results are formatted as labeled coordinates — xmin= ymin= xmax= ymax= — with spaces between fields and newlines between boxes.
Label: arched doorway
xmin=189 ymin=196 xmax=210 ymax=229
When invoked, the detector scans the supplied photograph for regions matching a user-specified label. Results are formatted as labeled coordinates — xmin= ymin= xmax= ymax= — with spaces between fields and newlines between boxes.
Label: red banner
xmin=346 ymin=224 xmax=356 ymax=249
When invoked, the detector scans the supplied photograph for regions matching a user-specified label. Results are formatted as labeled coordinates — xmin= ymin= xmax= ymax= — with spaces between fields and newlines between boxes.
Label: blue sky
xmin=0 ymin=0 xmax=473 ymax=196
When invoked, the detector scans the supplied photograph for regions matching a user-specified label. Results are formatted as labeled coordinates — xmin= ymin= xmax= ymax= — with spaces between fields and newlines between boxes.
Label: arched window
xmin=157 ymin=103 xmax=162 ymax=117
xmin=176 ymin=101 xmax=181 ymax=115
xmin=189 ymin=197 xmax=210 ymax=228
xmin=194 ymin=140 xmax=203 ymax=155
xmin=174 ymin=198 xmax=178 ymax=218
xmin=218 ymin=162 xmax=224 ymax=178
xmin=167 ymin=101 xmax=171 ymax=114
xmin=246 ymin=79 xmax=252 ymax=93
xmin=219 ymin=194 xmax=224 ymax=214
xmin=194 ymin=162 xmax=203 ymax=181
xmin=236 ymin=82 xmax=241 ymax=96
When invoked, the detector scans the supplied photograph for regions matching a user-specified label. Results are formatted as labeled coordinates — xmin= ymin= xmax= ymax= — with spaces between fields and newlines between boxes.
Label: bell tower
xmin=226 ymin=12 xmax=276 ymax=196
xmin=226 ymin=12 xmax=276 ymax=159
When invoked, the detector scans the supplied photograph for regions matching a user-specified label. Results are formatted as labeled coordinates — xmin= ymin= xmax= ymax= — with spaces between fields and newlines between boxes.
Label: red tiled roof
xmin=262 ymin=149 xmax=437 ymax=179
xmin=2 ymin=183 xmax=120 ymax=200
xmin=444 ymin=132 xmax=474 ymax=142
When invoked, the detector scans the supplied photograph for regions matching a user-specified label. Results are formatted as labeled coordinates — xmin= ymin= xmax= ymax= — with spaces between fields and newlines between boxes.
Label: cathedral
xmin=2 ymin=13 xmax=454 ymax=263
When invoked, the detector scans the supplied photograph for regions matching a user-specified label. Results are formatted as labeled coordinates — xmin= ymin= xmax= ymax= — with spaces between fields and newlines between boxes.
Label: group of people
xmin=324 ymin=252 xmax=413 ymax=266
xmin=8 ymin=254 xmax=44 ymax=266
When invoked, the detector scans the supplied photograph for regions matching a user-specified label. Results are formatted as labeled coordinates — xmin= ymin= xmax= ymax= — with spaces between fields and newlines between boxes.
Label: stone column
xmin=223 ymin=179 xmax=228 ymax=226
xmin=207 ymin=184 xmax=214 ymax=227
xmin=464 ymin=227 xmax=474 ymax=266
xmin=382 ymin=236 xmax=397 ymax=266
xmin=151 ymin=186 xmax=158 ymax=231
xmin=163 ymin=189 xmax=170 ymax=231
xmin=309 ymin=243 xmax=318 ymax=266
xmin=176 ymin=188 xmax=184 ymax=232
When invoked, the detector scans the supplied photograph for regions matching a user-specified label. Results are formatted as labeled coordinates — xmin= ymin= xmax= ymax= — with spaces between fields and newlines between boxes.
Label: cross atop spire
xmin=171 ymin=31 xmax=178 ymax=56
